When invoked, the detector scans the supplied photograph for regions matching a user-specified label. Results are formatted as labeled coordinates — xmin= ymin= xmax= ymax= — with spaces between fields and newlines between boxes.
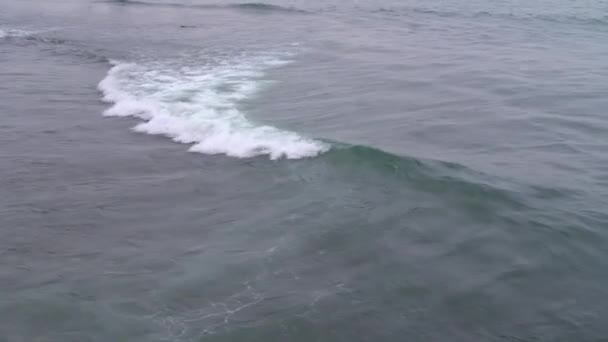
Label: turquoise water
xmin=1 ymin=0 xmax=608 ymax=340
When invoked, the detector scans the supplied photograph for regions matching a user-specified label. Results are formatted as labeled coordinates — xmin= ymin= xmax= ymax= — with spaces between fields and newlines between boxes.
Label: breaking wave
xmin=98 ymin=54 xmax=328 ymax=160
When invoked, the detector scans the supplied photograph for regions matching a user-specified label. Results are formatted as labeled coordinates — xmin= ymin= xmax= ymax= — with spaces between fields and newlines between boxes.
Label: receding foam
xmin=98 ymin=55 xmax=329 ymax=160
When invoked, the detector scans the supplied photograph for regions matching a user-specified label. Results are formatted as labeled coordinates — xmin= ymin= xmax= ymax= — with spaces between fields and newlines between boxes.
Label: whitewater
xmin=98 ymin=54 xmax=329 ymax=160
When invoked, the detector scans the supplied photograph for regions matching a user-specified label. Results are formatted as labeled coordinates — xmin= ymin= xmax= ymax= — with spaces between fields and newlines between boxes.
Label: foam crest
xmin=0 ymin=28 xmax=34 ymax=39
xmin=98 ymin=56 xmax=328 ymax=160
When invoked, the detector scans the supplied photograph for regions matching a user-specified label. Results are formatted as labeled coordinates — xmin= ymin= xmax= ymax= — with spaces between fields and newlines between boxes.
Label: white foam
xmin=0 ymin=28 xmax=33 ymax=39
xmin=98 ymin=56 xmax=328 ymax=160
xmin=0 ymin=27 xmax=54 ymax=40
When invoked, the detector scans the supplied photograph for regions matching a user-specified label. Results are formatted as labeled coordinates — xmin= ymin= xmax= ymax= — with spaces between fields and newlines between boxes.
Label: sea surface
xmin=1 ymin=0 xmax=608 ymax=341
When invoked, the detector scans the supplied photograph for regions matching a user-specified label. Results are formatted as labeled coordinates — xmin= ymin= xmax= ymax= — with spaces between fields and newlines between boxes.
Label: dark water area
xmin=1 ymin=0 xmax=608 ymax=341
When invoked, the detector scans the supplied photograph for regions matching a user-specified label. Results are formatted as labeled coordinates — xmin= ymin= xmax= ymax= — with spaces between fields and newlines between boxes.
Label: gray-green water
xmin=1 ymin=0 xmax=608 ymax=341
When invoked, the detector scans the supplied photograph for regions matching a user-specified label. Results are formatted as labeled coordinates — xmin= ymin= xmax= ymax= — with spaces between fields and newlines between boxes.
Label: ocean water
xmin=1 ymin=0 xmax=608 ymax=341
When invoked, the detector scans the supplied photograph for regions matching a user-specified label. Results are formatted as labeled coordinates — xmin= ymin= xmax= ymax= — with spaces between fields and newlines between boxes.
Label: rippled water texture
xmin=1 ymin=0 xmax=608 ymax=341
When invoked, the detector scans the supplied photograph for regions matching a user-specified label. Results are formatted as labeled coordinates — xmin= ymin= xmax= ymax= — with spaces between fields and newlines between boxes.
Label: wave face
xmin=228 ymin=2 xmax=303 ymax=12
xmin=98 ymin=54 xmax=328 ymax=160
